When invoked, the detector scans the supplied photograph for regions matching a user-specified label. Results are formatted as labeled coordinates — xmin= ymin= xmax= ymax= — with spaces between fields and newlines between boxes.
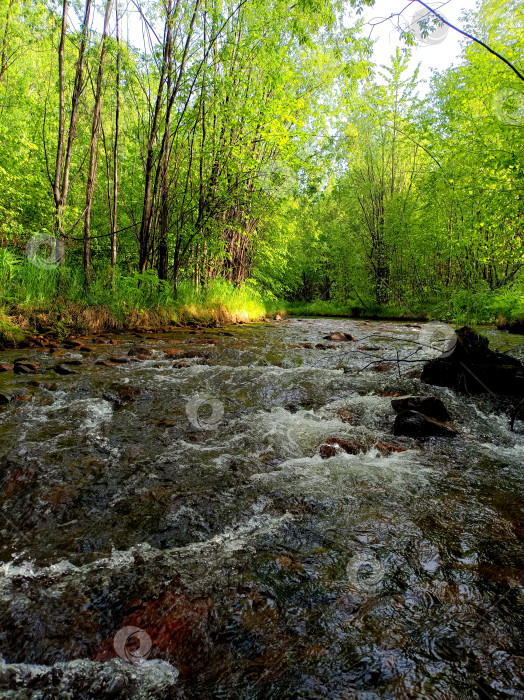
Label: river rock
xmin=497 ymin=315 xmax=524 ymax=335
xmin=319 ymin=437 xmax=362 ymax=459
xmin=391 ymin=396 xmax=451 ymax=422
xmin=14 ymin=361 xmax=40 ymax=374
xmin=0 ymin=364 xmax=14 ymax=372
xmin=0 ymin=394 xmax=10 ymax=405
xmin=393 ymin=410 xmax=458 ymax=438
xmin=421 ymin=326 xmax=524 ymax=397
xmin=128 ymin=346 xmax=152 ymax=357
xmin=375 ymin=441 xmax=408 ymax=456
xmin=510 ymin=398 xmax=524 ymax=431
xmin=324 ymin=332 xmax=354 ymax=342
xmin=53 ymin=364 xmax=77 ymax=375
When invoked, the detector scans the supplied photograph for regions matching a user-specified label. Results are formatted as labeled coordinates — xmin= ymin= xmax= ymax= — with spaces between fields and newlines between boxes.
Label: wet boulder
xmin=0 ymin=393 xmax=10 ymax=405
xmin=128 ymin=346 xmax=152 ymax=357
xmin=393 ymin=410 xmax=458 ymax=438
xmin=319 ymin=437 xmax=362 ymax=459
xmin=13 ymin=359 xmax=40 ymax=374
xmin=497 ymin=315 xmax=524 ymax=335
xmin=421 ymin=326 xmax=524 ymax=398
xmin=510 ymin=398 xmax=524 ymax=432
xmin=391 ymin=396 xmax=451 ymax=422
xmin=0 ymin=364 xmax=13 ymax=372
xmin=323 ymin=332 xmax=354 ymax=342
xmin=53 ymin=364 xmax=77 ymax=375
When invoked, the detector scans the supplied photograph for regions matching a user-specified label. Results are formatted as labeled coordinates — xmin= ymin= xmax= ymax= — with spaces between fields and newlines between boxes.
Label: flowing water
xmin=0 ymin=318 xmax=522 ymax=699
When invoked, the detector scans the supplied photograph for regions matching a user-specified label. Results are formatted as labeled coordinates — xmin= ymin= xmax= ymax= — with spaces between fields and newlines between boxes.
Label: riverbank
xmin=0 ymin=301 xmax=286 ymax=348
xmin=0 ymin=276 xmax=287 ymax=347
xmin=2 ymin=277 xmax=523 ymax=347
xmin=283 ymin=294 xmax=524 ymax=331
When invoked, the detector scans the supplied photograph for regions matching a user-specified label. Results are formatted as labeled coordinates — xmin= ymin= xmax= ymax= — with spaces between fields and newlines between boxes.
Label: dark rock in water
xmin=0 ymin=393 xmax=10 ymax=405
xmin=394 ymin=410 xmax=458 ymax=438
xmin=375 ymin=441 xmax=408 ymax=456
xmin=63 ymin=339 xmax=83 ymax=348
xmin=128 ymin=346 xmax=152 ymax=357
xmin=371 ymin=362 xmax=396 ymax=373
xmin=421 ymin=326 xmax=524 ymax=398
xmin=391 ymin=396 xmax=451 ymax=422
xmin=497 ymin=315 xmax=524 ymax=335
xmin=319 ymin=437 xmax=362 ymax=459
xmin=510 ymin=398 xmax=524 ymax=431
xmin=103 ymin=385 xmax=140 ymax=408
xmin=53 ymin=364 xmax=77 ymax=375
xmin=14 ymin=361 xmax=40 ymax=374
xmin=324 ymin=332 xmax=354 ymax=342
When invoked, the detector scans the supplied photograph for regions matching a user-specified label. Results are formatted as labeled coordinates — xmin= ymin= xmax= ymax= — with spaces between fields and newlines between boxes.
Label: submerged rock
xmin=421 ymin=326 xmax=524 ymax=397
xmin=393 ymin=410 xmax=458 ymax=438
xmin=391 ymin=396 xmax=451 ymax=422
xmin=375 ymin=441 xmax=408 ymax=456
xmin=0 ymin=657 xmax=179 ymax=699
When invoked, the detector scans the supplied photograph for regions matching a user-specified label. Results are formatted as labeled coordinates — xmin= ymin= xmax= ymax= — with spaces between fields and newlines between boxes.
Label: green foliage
xmin=0 ymin=0 xmax=522 ymax=329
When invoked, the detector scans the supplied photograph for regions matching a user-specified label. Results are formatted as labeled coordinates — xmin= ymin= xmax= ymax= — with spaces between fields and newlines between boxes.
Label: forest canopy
xmin=0 ymin=0 xmax=523 ymax=327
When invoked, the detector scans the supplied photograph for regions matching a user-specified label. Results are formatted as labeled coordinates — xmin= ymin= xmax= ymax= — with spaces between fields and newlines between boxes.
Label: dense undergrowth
xmin=281 ymin=287 xmax=524 ymax=327
xmin=0 ymin=255 xmax=285 ymax=343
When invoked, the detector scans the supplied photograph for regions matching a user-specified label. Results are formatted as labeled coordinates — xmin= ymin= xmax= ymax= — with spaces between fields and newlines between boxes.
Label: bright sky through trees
xmin=360 ymin=0 xmax=480 ymax=89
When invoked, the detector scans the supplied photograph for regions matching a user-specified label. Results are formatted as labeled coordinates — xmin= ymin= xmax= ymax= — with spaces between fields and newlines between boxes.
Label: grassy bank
xmin=1 ymin=254 xmax=523 ymax=346
xmin=0 ymin=261 xmax=285 ymax=345
xmin=281 ymin=300 xmax=429 ymax=322
xmin=282 ymin=287 xmax=524 ymax=330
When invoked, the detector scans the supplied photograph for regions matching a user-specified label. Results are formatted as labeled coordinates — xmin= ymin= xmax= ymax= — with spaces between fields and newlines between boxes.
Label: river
xmin=0 ymin=318 xmax=522 ymax=698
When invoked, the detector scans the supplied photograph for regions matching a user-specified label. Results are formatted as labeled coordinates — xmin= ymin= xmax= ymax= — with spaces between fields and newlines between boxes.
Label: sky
xmin=87 ymin=0 xmax=481 ymax=93
xmin=357 ymin=0 xmax=480 ymax=90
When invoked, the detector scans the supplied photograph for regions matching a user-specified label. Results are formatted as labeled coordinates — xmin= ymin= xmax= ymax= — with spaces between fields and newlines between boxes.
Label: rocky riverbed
xmin=0 ymin=318 xmax=522 ymax=698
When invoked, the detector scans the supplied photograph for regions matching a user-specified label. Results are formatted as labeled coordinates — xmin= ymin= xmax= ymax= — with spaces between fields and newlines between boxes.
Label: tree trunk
xmin=83 ymin=0 xmax=113 ymax=283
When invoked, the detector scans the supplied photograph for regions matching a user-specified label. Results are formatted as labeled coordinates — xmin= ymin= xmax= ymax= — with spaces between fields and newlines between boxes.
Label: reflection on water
xmin=0 ymin=319 xmax=522 ymax=698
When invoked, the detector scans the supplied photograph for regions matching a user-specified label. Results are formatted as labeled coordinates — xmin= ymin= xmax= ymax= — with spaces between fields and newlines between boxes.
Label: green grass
xmin=0 ymin=251 xmax=280 ymax=339
xmin=282 ymin=299 xmax=429 ymax=321
xmin=1 ymin=249 xmax=523 ymax=339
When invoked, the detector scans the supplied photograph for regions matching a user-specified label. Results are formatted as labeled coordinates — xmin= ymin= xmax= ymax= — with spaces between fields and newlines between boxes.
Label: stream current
xmin=0 ymin=318 xmax=522 ymax=698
